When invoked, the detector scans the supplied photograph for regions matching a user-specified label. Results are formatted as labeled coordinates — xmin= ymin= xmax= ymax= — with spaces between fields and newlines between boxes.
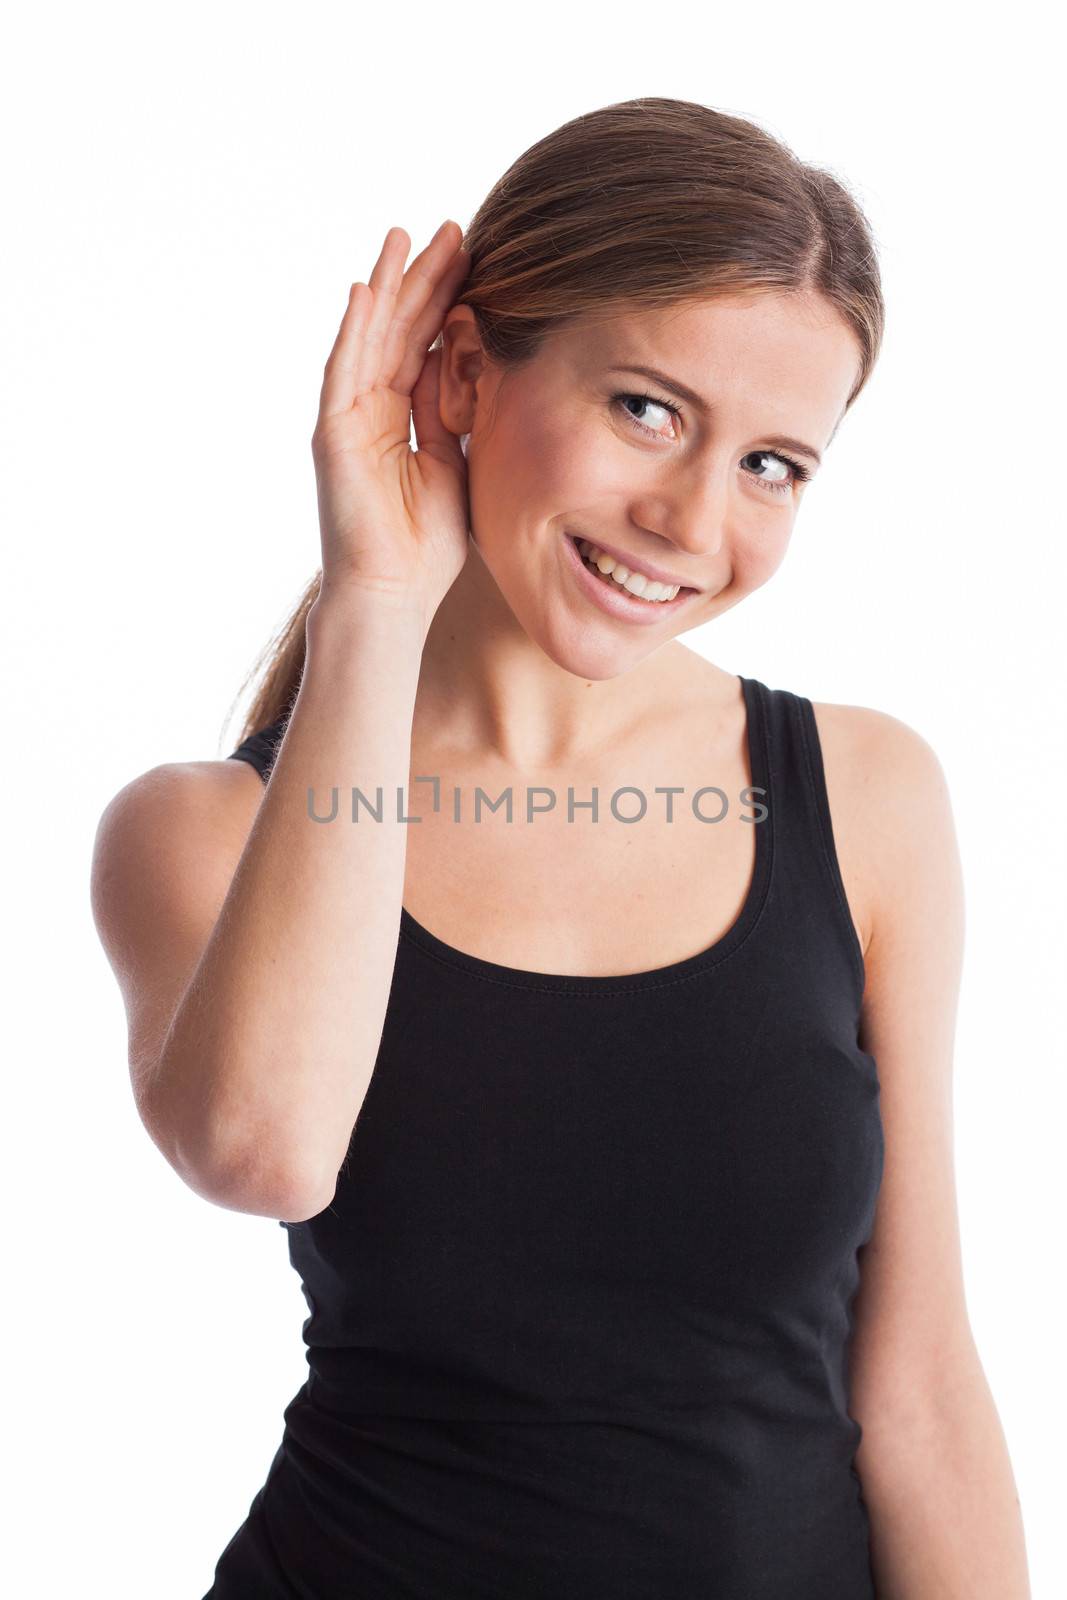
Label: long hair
xmin=226 ymin=95 xmax=884 ymax=747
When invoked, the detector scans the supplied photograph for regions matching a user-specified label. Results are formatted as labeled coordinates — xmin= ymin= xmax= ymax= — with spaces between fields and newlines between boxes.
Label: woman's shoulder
xmin=94 ymin=752 xmax=266 ymax=873
xmin=806 ymin=695 xmax=956 ymax=963
xmin=807 ymin=694 xmax=948 ymax=801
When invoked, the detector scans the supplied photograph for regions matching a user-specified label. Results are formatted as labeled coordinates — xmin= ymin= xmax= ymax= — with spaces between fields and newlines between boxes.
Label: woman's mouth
xmin=573 ymin=537 xmax=693 ymax=601
xmin=563 ymin=533 xmax=699 ymax=624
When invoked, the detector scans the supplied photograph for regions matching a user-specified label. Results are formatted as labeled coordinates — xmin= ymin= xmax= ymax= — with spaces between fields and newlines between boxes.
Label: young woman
xmin=91 ymin=98 xmax=1030 ymax=1598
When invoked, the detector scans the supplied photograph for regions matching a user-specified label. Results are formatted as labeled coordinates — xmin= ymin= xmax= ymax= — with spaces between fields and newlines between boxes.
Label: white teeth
xmin=577 ymin=539 xmax=681 ymax=602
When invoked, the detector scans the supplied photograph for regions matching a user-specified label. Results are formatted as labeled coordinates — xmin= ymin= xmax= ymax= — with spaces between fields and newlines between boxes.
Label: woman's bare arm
xmin=825 ymin=705 xmax=1031 ymax=1597
xmin=92 ymin=600 xmax=427 ymax=1221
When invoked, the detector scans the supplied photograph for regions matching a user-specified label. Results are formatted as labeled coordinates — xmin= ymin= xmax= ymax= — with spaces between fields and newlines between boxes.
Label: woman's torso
xmin=204 ymin=657 xmax=883 ymax=1599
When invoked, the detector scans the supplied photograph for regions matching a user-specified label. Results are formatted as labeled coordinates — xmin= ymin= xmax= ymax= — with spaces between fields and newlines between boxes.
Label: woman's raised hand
xmin=311 ymin=222 xmax=473 ymax=626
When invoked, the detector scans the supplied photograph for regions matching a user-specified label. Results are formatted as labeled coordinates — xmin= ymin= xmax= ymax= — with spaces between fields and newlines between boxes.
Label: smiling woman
xmin=90 ymin=94 xmax=1031 ymax=1600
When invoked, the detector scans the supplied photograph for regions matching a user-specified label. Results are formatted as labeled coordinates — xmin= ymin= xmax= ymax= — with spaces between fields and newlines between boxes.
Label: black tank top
xmin=203 ymin=674 xmax=883 ymax=1599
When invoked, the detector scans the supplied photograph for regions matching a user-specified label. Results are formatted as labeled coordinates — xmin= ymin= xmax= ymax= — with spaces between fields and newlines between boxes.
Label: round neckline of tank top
xmin=397 ymin=673 xmax=774 ymax=994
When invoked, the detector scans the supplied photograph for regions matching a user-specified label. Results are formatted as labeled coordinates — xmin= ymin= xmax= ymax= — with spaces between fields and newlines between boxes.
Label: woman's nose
xmin=629 ymin=469 xmax=729 ymax=558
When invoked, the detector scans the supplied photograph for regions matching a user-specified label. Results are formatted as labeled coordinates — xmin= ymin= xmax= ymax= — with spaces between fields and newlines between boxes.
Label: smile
xmin=562 ymin=533 xmax=699 ymax=624
xmin=571 ymin=536 xmax=695 ymax=601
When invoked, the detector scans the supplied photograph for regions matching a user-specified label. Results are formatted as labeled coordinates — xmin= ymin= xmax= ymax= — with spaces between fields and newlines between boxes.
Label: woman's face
xmin=440 ymin=291 xmax=862 ymax=680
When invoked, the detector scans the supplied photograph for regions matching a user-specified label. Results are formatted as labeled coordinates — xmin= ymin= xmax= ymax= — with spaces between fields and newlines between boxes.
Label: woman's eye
xmin=613 ymin=392 xmax=681 ymax=439
xmin=741 ymin=450 xmax=797 ymax=496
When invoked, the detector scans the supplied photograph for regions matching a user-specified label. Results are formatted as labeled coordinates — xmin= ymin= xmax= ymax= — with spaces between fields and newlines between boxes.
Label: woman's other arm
xmin=820 ymin=704 xmax=1031 ymax=1598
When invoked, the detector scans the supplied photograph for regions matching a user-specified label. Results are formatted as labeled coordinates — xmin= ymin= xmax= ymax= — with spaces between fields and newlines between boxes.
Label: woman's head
xmin=232 ymin=97 xmax=883 ymax=736
xmin=438 ymin=290 xmax=861 ymax=680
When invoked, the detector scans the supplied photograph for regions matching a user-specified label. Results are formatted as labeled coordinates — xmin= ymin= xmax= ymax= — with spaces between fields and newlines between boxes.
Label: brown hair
xmin=225 ymin=95 xmax=884 ymax=749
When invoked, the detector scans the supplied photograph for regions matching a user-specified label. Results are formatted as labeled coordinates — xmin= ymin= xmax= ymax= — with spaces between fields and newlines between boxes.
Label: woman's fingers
xmin=392 ymin=244 xmax=471 ymax=398
xmin=316 ymin=221 xmax=470 ymax=429
xmin=316 ymin=226 xmax=412 ymax=424
xmin=317 ymin=281 xmax=373 ymax=425
xmin=348 ymin=226 xmax=411 ymax=398
xmin=378 ymin=221 xmax=465 ymax=390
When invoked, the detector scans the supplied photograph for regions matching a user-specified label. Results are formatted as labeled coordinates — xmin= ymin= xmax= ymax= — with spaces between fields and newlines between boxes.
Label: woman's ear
xmin=438 ymin=305 xmax=486 ymax=437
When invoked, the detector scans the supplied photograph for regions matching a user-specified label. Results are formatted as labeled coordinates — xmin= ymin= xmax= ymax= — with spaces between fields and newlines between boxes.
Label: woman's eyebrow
xmin=605 ymin=362 xmax=825 ymax=467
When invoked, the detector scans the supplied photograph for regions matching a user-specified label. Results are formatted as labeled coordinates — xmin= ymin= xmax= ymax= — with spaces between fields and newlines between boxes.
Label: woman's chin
xmin=535 ymin=611 xmax=664 ymax=682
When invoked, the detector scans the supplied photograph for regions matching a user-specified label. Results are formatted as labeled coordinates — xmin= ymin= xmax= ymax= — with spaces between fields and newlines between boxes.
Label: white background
xmin=3 ymin=2 xmax=1062 ymax=1594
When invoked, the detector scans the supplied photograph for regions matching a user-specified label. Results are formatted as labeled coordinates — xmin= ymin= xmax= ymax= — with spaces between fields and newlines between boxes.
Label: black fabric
xmin=205 ymin=676 xmax=883 ymax=1598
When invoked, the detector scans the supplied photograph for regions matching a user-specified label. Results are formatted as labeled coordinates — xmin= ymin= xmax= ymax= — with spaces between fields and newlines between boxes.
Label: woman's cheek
xmin=736 ymin=526 xmax=792 ymax=594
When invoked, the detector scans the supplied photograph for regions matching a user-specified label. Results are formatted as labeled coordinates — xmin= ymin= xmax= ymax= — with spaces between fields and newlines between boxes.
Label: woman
xmin=91 ymin=98 xmax=1030 ymax=1597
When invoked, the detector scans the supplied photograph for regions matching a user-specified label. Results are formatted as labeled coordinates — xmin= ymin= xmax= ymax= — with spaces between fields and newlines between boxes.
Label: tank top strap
xmin=752 ymin=677 xmax=866 ymax=1000
xmin=227 ymin=712 xmax=289 ymax=783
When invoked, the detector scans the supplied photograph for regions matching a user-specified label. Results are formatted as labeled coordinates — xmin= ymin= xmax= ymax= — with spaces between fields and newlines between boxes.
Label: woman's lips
xmin=569 ymin=533 xmax=701 ymax=593
xmin=562 ymin=530 xmax=699 ymax=623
